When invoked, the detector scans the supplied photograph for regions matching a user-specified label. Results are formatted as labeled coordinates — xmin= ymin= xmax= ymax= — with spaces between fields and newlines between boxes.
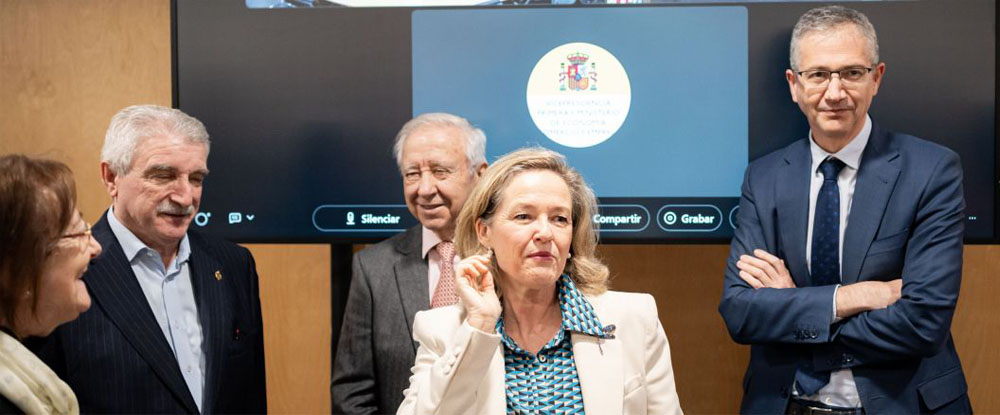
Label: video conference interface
xmin=175 ymin=0 xmax=995 ymax=242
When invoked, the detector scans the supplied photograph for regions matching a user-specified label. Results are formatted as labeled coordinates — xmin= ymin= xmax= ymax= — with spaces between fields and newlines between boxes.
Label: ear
xmin=474 ymin=162 xmax=487 ymax=178
xmin=100 ymin=162 xmax=120 ymax=199
xmin=475 ymin=217 xmax=490 ymax=250
xmin=870 ymin=62 xmax=886 ymax=96
xmin=785 ymin=69 xmax=800 ymax=104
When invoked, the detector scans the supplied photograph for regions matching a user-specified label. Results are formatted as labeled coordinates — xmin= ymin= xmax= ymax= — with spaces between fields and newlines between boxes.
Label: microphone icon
xmin=346 ymin=211 xmax=356 ymax=226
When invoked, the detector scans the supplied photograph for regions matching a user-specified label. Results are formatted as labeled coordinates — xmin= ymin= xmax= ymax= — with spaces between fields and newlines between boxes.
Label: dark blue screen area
xmin=175 ymin=0 xmax=995 ymax=243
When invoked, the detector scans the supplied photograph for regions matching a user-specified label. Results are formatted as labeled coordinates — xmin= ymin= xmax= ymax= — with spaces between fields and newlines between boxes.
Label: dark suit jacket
xmin=332 ymin=226 xmax=429 ymax=414
xmin=30 ymin=212 xmax=267 ymax=414
xmin=719 ymin=124 xmax=971 ymax=414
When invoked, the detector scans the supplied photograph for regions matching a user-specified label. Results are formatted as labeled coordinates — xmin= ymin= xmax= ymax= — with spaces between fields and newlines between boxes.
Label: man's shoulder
xmin=186 ymin=229 xmax=253 ymax=263
xmin=884 ymin=129 xmax=959 ymax=162
xmin=355 ymin=225 xmax=420 ymax=263
xmin=744 ymin=138 xmax=809 ymax=176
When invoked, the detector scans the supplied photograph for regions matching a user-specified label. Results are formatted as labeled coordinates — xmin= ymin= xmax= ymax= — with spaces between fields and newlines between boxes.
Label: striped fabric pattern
xmin=496 ymin=275 xmax=610 ymax=415
xmin=27 ymin=212 xmax=267 ymax=414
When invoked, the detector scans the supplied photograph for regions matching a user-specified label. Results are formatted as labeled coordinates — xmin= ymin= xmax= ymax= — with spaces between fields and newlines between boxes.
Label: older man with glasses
xmin=719 ymin=5 xmax=971 ymax=415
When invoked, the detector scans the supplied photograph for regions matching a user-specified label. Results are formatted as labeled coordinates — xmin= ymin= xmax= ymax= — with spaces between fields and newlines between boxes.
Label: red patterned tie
xmin=431 ymin=241 xmax=458 ymax=308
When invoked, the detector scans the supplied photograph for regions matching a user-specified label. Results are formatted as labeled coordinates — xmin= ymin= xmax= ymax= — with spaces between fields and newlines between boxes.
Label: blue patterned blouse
xmin=495 ymin=275 xmax=614 ymax=415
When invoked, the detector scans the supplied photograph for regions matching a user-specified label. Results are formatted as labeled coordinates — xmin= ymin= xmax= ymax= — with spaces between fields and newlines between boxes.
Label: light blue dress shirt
xmin=107 ymin=207 xmax=206 ymax=411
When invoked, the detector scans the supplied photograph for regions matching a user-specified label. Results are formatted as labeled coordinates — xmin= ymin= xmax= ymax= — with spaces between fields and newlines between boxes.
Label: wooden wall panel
xmin=0 ymin=0 xmax=171 ymax=219
xmin=2 ymin=1 xmax=997 ymax=413
xmin=953 ymin=246 xmax=1000 ymax=412
xmin=247 ymin=244 xmax=332 ymax=414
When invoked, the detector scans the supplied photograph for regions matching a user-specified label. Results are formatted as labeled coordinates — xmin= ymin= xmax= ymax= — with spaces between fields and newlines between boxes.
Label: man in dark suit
xmin=31 ymin=105 xmax=267 ymax=414
xmin=332 ymin=113 xmax=487 ymax=414
xmin=719 ymin=6 xmax=970 ymax=415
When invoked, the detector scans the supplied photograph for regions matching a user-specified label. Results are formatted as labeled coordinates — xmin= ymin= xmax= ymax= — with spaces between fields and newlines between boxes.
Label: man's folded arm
xmin=720 ymin=166 xmax=838 ymax=345
xmin=812 ymin=152 xmax=965 ymax=371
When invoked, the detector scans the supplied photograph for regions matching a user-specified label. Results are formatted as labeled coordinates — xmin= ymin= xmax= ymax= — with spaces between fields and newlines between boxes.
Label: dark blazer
xmin=31 ymin=212 xmax=267 ymax=414
xmin=332 ymin=226 xmax=429 ymax=414
xmin=719 ymin=124 xmax=971 ymax=414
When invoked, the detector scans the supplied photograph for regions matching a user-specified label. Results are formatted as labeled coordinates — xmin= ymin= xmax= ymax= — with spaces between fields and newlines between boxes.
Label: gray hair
xmin=101 ymin=105 xmax=210 ymax=174
xmin=790 ymin=5 xmax=879 ymax=71
xmin=392 ymin=113 xmax=487 ymax=174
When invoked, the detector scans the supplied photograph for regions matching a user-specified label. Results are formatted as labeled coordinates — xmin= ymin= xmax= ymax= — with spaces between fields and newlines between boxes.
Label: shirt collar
xmin=556 ymin=275 xmax=611 ymax=338
xmin=809 ymin=113 xmax=872 ymax=173
xmin=495 ymin=274 xmax=612 ymax=350
xmin=421 ymin=226 xmax=447 ymax=259
xmin=107 ymin=205 xmax=191 ymax=264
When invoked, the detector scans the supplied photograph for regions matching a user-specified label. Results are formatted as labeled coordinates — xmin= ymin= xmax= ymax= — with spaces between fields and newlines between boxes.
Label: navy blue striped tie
xmin=796 ymin=157 xmax=846 ymax=396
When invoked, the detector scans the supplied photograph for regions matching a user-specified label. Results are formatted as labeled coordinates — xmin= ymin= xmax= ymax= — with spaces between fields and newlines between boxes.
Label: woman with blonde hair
xmin=398 ymin=148 xmax=681 ymax=415
xmin=0 ymin=155 xmax=102 ymax=414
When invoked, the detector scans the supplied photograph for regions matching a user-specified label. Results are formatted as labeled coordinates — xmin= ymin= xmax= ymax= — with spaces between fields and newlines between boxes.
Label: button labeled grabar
xmin=656 ymin=204 xmax=723 ymax=232
xmin=312 ymin=204 xmax=417 ymax=232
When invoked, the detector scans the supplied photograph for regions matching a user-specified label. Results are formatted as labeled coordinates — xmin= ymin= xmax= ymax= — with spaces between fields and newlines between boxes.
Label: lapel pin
xmin=215 ymin=270 xmax=223 ymax=281
xmin=602 ymin=324 xmax=617 ymax=339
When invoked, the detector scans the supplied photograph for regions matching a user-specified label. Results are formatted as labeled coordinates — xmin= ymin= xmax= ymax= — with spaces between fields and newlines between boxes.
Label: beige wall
xmin=2 ymin=1 xmax=996 ymax=413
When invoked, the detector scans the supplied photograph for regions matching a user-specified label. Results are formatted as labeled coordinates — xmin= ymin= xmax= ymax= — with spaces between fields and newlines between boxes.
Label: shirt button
xmin=538 ymin=355 xmax=547 ymax=363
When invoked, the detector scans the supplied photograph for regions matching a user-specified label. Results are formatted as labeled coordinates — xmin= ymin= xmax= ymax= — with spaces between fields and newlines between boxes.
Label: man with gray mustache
xmin=31 ymin=105 xmax=268 ymax=414
xmin=159 ymin=200 xmax=196 ymax=216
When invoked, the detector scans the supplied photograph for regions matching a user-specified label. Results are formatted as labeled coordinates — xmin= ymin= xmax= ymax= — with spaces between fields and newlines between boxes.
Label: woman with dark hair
xmin=0 ymin=154 xmax=102 ymax=414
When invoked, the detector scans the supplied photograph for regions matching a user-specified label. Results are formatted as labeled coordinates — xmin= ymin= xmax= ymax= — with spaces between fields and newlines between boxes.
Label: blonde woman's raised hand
xmin=454 ymin=254 xmax=502 ymax=333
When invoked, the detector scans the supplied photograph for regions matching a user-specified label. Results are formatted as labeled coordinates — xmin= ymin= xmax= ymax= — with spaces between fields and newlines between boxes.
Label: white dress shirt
xmin=107 ymin=207 xmax=206 ymax=411
xmin=798 ymin=115 xmax=872 ymax=408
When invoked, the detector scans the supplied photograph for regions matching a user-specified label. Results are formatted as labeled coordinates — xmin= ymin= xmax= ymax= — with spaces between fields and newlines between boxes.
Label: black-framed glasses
xmin=61 ymin=221 xmax=92 ymax=240
xmin=795 ymin=67 xmax=874 ymax=87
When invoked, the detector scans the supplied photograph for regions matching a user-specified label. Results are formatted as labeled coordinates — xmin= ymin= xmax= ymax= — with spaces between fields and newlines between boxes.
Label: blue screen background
xmin=413 ymin=7 xmax=748 ymax=197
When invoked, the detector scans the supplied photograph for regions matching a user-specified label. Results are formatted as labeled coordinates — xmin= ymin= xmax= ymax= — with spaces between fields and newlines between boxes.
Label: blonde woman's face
xmin=27 ymin=210 xmax=102 ymax=336
xmin=478 ymin=170 xmax=573 ymax=291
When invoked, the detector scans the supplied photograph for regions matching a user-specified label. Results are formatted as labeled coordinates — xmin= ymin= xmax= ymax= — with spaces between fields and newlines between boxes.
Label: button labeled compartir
xmin=656 ymin=204 xmax=723 ymax=232
xmin=312 ymin=204 xmax=416 ymax=232
xmin=592 ymin=204 xmax=650 ymax=232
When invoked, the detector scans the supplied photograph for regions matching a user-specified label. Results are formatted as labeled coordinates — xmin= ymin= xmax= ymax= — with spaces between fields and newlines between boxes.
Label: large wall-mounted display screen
xmin=174 ymin=0 xmax=995 ymax=243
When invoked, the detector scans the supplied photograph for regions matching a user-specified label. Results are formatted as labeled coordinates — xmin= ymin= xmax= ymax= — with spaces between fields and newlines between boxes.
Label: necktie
xmin=430 ymin=241 xmax=458 ymax=308
xmin=810 ymin=157 xmax=846 ymax=287
xmin=796 ymin=157 xmax=846 ymax=396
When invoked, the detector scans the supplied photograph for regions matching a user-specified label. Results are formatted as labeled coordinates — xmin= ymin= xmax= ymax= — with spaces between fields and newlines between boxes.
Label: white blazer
xmin=397 ymin=291 xmax=683 ymax=415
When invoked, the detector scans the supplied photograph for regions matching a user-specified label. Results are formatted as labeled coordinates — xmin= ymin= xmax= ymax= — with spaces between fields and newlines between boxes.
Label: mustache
xmin=156 ymin=200 xmax=195 ymax=216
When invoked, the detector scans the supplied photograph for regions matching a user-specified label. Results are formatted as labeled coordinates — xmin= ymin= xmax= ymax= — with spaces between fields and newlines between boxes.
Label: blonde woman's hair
xmin=454 ymin=147 xmax=609 ymax=296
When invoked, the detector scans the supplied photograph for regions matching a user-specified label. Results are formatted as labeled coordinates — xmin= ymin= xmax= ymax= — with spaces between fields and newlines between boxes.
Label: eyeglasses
xmin=61 ymin=221 xmax=92 ymax=240
xmin=795 ymin=67 xmax=874 ymax=88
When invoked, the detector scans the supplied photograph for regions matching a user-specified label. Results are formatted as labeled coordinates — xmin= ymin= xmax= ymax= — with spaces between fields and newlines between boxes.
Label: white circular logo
xmin=526 ymin=42 xmax=631 ymax=148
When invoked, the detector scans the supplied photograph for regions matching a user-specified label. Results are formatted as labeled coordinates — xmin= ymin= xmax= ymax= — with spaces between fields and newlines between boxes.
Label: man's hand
xmin=737 ymin=249 xmax=796 ymax=289
xmin=736 ymin=249 xmax=904 ymax=319
xmin=835 ymin=279 xmax=902 ymax=319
